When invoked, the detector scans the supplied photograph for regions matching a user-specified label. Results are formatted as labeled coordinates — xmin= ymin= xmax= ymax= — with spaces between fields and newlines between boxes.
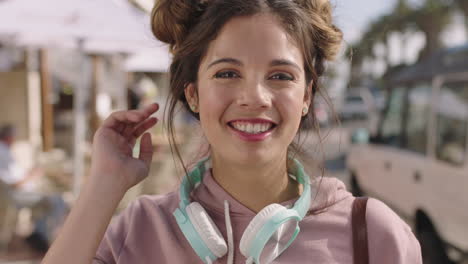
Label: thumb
xmin=139 ymin=133 xmax=154 ymax=167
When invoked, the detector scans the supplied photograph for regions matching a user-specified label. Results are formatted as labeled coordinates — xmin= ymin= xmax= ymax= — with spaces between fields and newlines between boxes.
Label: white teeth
xmin=231 ymin=122 xmax=273 ymax=134
xmin=253 ymin=125 xmax=260 ymax=134
xmin=247 ymin=123 xmax=253 ymax=133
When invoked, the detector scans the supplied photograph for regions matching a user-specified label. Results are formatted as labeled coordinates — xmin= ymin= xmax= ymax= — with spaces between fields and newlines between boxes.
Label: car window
xmin=435 ymin=81 xmax=468 ymax=165
xmin=404 ymin=83 xmax=431 ymax=154
xmin=380 ymin=86 xmax=407 ymax=147
xmin=346 ymin=96 xmax=363 ymax=103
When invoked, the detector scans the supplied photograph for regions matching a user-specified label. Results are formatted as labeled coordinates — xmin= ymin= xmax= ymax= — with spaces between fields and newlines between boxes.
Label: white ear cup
xmin=186 ymin=202 xmax=228 ymax=258
xmin=239 ymin=204 xmax=285 ymax=256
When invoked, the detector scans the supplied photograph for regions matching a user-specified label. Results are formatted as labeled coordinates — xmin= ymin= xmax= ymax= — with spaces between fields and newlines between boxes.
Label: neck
xmin=210 ymin=154 xmax=301 ymax=213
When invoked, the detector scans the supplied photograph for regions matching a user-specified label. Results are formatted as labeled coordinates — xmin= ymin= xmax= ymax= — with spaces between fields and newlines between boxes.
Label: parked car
xmin=339 ymin=87 xmax=384 ymax=122
xmin=339 ymin=91 xmax=368 ymax=121
xmin=347 ymin=44 xmax=468 ymax=264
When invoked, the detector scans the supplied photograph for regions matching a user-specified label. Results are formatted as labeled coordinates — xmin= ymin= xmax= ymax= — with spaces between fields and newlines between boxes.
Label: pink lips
xmin=227 ymin=118 xmax=276 ymax=142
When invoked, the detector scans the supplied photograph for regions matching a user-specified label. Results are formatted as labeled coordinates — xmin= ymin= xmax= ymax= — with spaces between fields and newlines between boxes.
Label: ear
xmin=303 ymin=80 xmax=313 ymax=110
xmin=184 ymin=82 xmax=199 ymax=112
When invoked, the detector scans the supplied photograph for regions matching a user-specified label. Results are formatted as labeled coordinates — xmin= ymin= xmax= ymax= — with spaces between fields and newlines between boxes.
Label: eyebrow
xmin=270 ymin=59 xmax=302 ymax=72
xmin=206 ymin=57 xmax=302 ymax=71
xmin=207 ymin=58 xmax=243 ymax=69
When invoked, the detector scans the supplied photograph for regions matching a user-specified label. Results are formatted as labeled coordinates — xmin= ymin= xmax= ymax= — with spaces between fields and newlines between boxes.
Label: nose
xmin=236 ymin=79 xmax=272 ymax=110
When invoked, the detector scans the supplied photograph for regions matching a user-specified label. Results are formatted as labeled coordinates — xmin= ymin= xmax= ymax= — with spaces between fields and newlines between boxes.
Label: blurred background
xmin=0 ymin=0 xmax=467 ymax=263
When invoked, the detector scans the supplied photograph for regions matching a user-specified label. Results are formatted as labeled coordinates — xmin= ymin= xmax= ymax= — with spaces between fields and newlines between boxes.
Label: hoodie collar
xmin=190 ymin=168 xmax=352 ymax=218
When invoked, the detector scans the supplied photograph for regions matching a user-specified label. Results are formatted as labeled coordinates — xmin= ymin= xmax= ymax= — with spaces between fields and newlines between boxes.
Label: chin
xmin=222 ymin=147 xmax=279 ymax=166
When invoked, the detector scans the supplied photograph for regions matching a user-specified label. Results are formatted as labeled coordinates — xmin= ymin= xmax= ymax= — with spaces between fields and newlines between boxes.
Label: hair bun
xmin=151 ymin=0 xmax=203 ymax=53
xmin=299 ymin=0 xmax=343 ymax=61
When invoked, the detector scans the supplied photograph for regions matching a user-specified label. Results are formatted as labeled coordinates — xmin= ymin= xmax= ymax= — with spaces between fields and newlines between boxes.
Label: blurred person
xmin=43 ymin=1 xmax=422 ymax=264
xmin=0 ymin=124 xmax=67 ymax=252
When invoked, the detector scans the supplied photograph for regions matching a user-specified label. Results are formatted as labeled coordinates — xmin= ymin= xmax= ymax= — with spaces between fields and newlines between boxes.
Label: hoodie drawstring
xmin=208 ymin=201 xmax=255 ymax=264
xmin=224 ymin=200 xmax=234 ymax=264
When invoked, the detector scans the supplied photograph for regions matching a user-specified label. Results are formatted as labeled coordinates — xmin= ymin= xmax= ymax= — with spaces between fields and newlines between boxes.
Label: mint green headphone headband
xmin=174 ymin=157 xmax=311 ymax=264
xmin=178 ymin=157 xmax=310 ymax=211
xmin=177 ymin=157 xmax=210 ymax=210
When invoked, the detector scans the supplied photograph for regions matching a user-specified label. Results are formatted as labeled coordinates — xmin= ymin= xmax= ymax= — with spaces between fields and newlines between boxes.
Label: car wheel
xmin=418 ymin=226 xmax=453 ymax=264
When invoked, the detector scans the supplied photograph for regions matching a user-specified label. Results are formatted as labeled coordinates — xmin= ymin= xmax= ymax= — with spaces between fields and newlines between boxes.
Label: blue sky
xmin=334 ymin=0 xmax=397 ymax=44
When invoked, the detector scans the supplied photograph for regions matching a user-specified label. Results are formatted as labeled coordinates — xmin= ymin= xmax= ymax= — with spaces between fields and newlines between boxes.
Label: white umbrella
xmin=0 ymin=0 xmax=170 ymax=196
xmin=125 ymin=47 xmax=172 ymax=72
xmin=0 ymin=0 xmax=165 ymax=53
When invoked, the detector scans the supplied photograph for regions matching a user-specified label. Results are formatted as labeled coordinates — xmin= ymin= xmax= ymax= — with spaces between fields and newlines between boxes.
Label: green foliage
xmin=350 ymin=0 xmax=465 ymax=85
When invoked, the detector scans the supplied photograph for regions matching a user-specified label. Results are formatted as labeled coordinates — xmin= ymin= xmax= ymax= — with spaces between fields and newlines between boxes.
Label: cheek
xmin=276 ymin=89 xmax=305 ymax=119
xmin=198 ymin=84 xmax=231 ymax=125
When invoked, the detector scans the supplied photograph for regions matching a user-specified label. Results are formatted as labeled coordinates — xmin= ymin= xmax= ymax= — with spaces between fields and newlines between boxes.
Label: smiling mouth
xmin=228 ymin=121 xmax=277 ymax=134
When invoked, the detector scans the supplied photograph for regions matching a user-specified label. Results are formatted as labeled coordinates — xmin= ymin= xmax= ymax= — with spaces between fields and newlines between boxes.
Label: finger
xmin=122 ymin=103 xmax=159 ymax=137
xmin=122 ymin=122 xmax=137 ymax=139
xmin=139 ymin=132 xmax=154 ymax=167
xmin=141 ymin=103 xmax=159 ymax=117
xmin=128 ymin=117 xmax=158 ymax=140
xmin=127 ymin=118 xmax=158 ymax=148
xmin=128 ymin=103 xmax=159 ymax=126
xmin=115 ymin=122 xmax=126 ymax=134
xmin=120 ymin=103 xmax=158 ymax=133
xmin=102 ymin=110 xmax=146 ymax=130
xmin=121 ymin=114 xmax=153 ymax=138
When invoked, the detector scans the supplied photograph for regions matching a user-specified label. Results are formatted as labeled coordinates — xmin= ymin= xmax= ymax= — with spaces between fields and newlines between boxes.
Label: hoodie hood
xmin=191 ymin=168 xmax=352 ymax=218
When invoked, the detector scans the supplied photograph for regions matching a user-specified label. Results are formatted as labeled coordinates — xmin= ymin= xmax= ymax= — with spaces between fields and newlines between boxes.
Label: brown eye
xmin=214 ymin=71 xmax=240 ymax=79
xmin=270 ymin=73 xmax=294 ymax=81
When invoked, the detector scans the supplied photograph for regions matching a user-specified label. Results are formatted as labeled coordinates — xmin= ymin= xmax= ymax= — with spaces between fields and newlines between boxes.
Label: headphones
xmin=173 ymin=157 xmax=311 ymax=264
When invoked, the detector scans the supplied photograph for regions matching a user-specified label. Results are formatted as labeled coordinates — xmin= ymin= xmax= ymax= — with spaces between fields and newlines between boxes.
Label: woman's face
xmin=187 ymin=13 xmax=311 ymax=165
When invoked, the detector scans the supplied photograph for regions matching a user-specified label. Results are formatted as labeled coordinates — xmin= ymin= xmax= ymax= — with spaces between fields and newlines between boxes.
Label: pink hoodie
xmin=93 ymin=170 xmax=422 ymax=263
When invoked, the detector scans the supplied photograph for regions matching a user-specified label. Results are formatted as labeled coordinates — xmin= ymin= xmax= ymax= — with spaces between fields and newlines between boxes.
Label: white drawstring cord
xmin=224 ymin=200 xmax=257 ymax=264
xmin=224 ymin=200 xmax=234 ymax=264
xmin=206 ymin=256 xmax=213 ymax=264
xmin=245 ymin=256 xmax=255 ymax=264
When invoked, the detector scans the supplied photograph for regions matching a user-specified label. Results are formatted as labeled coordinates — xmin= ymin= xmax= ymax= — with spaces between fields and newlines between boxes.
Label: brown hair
xmin=151 ymin=0 xmax=342 ymax=177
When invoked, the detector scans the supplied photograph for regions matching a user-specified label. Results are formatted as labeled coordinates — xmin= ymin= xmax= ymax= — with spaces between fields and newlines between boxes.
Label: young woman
xmin=42 ymin=0 xmax=422 ymax=263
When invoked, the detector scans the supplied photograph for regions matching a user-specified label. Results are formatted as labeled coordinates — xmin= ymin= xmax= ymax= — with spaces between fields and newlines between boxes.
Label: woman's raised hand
xmin=89 ymin=103 xmax=160 ymax=193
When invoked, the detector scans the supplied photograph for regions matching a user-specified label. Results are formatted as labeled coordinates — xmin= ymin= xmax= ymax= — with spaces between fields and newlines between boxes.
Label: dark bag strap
xmin=352 ymin=197 xmax=369 ymax=264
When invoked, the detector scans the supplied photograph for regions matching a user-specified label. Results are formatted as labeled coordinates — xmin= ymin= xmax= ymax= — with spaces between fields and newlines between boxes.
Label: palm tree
xmin=348 ymin=0 xmax=454 ymax=87
xmin=347 ymin=41 xmax=370 ymax=87
xmin=453 ymin=0 xmax=468 ymax=35
xmin=349 ymin=0 xmax=412 ymax=82
xmin=411 ymin=0 xmax=452 ymax=60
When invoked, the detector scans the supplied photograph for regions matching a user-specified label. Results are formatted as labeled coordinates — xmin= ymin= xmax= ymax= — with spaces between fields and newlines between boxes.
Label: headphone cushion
xmin=186 ymin=202 xmax=228 ymax=258
xmin=239 ymin=203 xmax=285 ymax=256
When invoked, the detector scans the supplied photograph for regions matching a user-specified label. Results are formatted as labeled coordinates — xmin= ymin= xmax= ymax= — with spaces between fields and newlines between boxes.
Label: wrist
xmin=84 ymin=171 xmax=128 ymax=201
xmin=77 ymin=182 xmax=125 ymax=213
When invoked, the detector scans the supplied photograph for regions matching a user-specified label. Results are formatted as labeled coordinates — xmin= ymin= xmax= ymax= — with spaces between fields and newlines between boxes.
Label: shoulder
xmin=119 ymin=191 xmax=180 ymax=222
xmin=366 ymin=198 xmax=409 ymax=232
xmin=95 ymin=191 xmax=181 ymax=262
xmin=365 ymin=198 xmax=422 ymax=264
xmin=103 ymin=190 xmax=180 ymax=237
